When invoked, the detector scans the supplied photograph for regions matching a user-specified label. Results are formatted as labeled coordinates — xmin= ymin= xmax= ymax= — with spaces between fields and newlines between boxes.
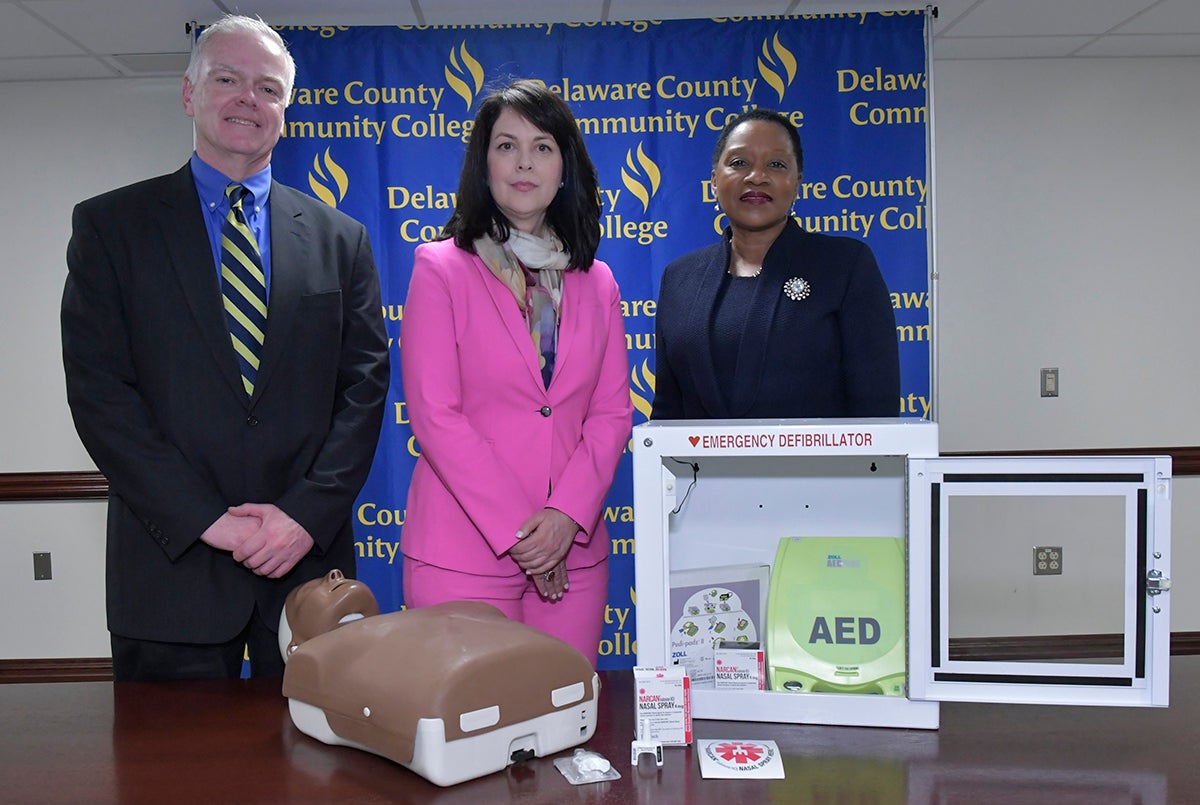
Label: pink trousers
xmin=402 ymin=557 xmax=609 ymax=667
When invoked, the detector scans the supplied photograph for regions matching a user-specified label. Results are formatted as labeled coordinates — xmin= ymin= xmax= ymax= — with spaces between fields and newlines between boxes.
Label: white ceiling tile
xmin=608 ymin=0 xmax=793 ymax=20
xmin=929 ymin=0 xmax=984 ymax=33
xmin=1114 ymin=0 xmax=1200 ymax=34
xmin=23 ymin=0 xmax=204 ymax=53
xmin=239 ymin=0 xmax=420 ymax=26
xmin=0 ymin=3 xmax=86 ymax=57
xmin=0 ymin=55 xmax=117 ymax=81
xmin=1077 ymin=33 xmax=1200 ymax=57
xmin=945 ymin=0 xmax=1160 ymax=37
xmin=414 ymin=0 xmax=600 ymax=24
xmin=933 ymin=35 xmax=1099 ymax=60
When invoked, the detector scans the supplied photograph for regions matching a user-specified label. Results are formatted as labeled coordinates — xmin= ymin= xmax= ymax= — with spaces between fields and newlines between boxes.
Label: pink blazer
xmin=400 ymin=239 xmax=632 ymax=575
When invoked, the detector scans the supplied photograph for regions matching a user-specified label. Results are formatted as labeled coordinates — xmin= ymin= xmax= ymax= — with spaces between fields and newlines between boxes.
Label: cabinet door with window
xmin=908 ymin=455 xmax=1171 ymax=708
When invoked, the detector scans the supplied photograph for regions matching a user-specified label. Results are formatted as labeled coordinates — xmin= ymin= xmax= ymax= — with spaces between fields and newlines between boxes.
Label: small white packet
xmin=554 ymin=749 xmax=622 ymax=785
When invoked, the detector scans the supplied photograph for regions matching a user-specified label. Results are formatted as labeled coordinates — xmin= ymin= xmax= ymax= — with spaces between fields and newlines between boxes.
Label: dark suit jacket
xmin=61 ymin=162 xmax=390 ymax=643
xmin=651 ymin=220 xmax=899 ymax=419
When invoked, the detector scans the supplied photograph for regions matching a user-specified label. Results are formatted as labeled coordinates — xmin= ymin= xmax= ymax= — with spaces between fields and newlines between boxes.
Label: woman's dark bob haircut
xmin=441 ymin=78 xmax=601 ymax=271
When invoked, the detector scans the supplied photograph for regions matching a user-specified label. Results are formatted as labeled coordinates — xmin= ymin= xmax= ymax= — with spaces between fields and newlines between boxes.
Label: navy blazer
xmin=62 ymin=163 xmax=390 ymax=643
xmin=651 ymin=220 xmax=899 ymax=419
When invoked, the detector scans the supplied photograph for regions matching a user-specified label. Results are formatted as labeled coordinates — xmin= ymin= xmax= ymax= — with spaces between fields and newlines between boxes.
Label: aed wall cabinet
xmin=632 ymin=419 xmax=1172 ymax=729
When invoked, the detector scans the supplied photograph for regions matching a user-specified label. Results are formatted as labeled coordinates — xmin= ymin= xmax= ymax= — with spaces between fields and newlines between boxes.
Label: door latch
xmin=1146 ymin=569 xmax=1171 ymax=595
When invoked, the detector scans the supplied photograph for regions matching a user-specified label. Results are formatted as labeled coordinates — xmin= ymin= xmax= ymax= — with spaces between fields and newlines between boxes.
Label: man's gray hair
xmin=185 ymin=14 xmax=296 ymax=106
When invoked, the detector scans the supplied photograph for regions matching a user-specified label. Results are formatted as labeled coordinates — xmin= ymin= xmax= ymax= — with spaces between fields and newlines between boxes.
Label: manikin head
xmin=279 ymin=569 xmax=380 ymax=661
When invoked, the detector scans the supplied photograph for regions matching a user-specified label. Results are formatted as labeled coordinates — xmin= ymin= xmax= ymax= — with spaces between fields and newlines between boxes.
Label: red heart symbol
xmin=689 ymin=436 xmax=700 ymax=446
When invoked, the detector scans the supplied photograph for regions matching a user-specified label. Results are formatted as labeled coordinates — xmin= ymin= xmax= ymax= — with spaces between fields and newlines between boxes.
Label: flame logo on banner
xmin=620 ymin=144 xmax=661 ymax=213
xmin=308 ymin=147 xmax=349 ymax=208
xmin=757 ymin=33 xmax=798 ymax=102
xmin=445 ymin=41 xmax=485 ymax=110
xmin=630 ymin=359 xmax=655 ymax=421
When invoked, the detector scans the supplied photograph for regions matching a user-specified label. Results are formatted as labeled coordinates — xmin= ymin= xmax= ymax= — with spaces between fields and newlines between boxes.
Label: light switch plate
xmin=1040 ymin=367 xmax=1059 ymax=398
xmin=33 ymin=551 xmax=52 ymax=580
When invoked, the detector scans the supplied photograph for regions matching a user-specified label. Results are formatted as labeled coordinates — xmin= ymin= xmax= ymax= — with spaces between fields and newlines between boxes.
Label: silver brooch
xmin=783 ymin=277 xmax=811 ymax=301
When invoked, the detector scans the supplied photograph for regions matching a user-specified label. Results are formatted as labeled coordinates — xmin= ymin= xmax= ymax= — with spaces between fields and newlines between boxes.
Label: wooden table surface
xmin=6 ymin=657 xmax=1200 ymax=803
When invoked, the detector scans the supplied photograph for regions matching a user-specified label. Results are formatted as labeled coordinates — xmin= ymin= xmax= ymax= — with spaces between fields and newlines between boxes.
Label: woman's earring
xmin=714 ymin=202 xmax=721 ymax=211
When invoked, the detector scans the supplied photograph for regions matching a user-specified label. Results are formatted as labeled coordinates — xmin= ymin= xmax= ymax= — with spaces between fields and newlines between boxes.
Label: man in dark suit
xmin=60 ymin=15 xmax=390 ymax=681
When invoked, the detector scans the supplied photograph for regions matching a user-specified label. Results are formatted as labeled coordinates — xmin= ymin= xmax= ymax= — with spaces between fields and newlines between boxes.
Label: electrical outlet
xmin=1033 ymin=546 xmax=1062 ymax=576
xmin=33 ymin=552 xmax=52 ymax=581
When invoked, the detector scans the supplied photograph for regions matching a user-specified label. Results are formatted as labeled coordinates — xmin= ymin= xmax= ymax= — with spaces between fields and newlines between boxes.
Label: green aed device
xmin=766 ymin=536 xmax=906 ymax=696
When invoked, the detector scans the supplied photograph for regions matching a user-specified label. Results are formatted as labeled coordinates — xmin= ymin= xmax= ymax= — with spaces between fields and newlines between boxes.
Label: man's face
xmin=182 ymin=30 xmax=289 ymax=179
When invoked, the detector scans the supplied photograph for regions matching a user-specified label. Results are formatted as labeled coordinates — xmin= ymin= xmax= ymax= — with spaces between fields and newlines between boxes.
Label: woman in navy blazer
xmin=652 ymin=110 xmax=899 ymax=420
xmin=400 ymin=81 xmax=631 ymax=665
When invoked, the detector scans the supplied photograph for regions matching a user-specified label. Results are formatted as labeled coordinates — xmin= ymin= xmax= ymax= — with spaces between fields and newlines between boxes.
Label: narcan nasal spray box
xmin=713 ymin=640 xmax=767 ymax=691
xmin=633 ymin=665 xmax=692 ymax=746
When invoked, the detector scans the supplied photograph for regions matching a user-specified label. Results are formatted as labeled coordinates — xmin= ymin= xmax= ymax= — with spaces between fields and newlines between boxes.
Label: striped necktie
xmin=220 ymin=183 xmax=267 ymax=396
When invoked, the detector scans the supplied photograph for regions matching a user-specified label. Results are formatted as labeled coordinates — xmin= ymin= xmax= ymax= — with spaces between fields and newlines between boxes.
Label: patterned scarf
xmin=474 ymin=230 xmax=569 ymax=388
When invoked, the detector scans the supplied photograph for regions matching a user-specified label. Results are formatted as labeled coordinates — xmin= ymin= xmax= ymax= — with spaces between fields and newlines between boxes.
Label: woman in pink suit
xmin=400 ymin=80 xmax=632 ymax=666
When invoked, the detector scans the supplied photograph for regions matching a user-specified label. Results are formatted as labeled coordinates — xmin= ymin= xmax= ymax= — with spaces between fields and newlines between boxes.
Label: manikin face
xmin=486 ymin=107 xmax=564 ymax=235
xmin=711 ymin=120 xmax=801 ymax=237
xmin=280 ymin=569 xmax=379 ymax=659
xmin=182 ymin=30 xmax=290 ymax=180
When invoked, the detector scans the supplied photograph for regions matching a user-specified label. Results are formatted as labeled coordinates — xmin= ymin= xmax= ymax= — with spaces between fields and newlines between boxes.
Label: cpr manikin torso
xmin=279 ymin=570 xmax=600 ymax=786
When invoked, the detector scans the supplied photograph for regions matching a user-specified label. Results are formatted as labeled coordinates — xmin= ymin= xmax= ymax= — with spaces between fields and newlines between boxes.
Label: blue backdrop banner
xmin=269 ymin=12 xmax=930 ymax=669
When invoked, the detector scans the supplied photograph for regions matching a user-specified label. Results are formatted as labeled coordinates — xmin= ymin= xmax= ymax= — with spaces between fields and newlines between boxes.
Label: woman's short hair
xmin=711 ymin=108 xmax=804 ymax=176
xmin=442 ymin=79 xmax=601 ymax=270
